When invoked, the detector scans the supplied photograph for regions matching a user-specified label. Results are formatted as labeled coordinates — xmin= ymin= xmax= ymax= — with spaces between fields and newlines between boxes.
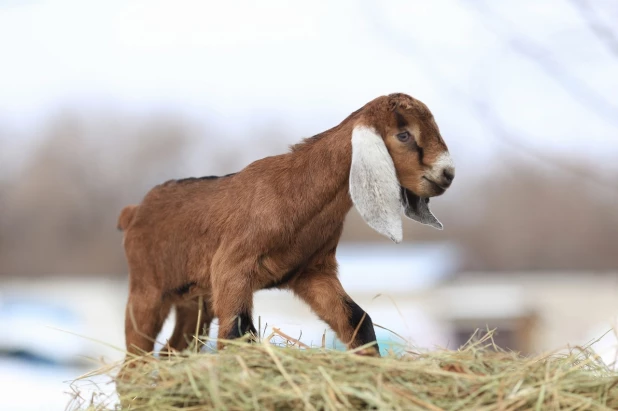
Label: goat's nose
xmin=442 ymin=168 xmax=455 ymax=185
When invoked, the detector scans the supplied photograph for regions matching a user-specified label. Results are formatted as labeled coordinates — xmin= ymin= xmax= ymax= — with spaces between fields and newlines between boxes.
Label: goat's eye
xmin=396 ymin=131 xmax=411 ymax=142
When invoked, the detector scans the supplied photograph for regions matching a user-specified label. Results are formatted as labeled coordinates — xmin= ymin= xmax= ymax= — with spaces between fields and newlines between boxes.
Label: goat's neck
xmin=288 ymin=128 xmax=353 ymax=217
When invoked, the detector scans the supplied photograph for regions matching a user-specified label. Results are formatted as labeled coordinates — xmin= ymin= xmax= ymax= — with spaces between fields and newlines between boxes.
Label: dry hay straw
xmin=67 ymin=329 xmax=618 ymax=411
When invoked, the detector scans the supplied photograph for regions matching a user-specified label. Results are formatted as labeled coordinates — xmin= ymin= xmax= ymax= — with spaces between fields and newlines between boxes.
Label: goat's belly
xmin=168 ymin=284 xmax=212 ymax=303
xmin=257 ymin=235 xmax=334 ymax=287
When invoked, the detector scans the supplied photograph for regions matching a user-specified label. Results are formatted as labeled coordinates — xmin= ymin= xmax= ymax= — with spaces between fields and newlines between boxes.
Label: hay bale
xmin=68 ymin=331 xmax=618 ymax=410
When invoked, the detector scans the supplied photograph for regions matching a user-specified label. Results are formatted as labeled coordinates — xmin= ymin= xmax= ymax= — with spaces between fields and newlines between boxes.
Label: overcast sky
xmin=1 ymin=0 xmax=617 ymax=173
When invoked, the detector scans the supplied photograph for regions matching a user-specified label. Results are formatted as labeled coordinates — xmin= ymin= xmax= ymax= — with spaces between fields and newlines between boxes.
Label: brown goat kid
xmin=117 ymin=93 xmax=455 ymax=360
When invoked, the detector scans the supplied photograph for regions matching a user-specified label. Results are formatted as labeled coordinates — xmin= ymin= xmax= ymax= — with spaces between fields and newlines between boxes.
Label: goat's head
xmin=349 ymin=93 xmax=455 ymax=243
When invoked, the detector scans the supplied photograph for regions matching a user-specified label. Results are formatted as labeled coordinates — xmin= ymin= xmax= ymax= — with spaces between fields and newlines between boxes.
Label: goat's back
xmin=121 ymin=175 xmax=234 ymax=286
xmin=121 ymin=142 xmax=352 ymax=292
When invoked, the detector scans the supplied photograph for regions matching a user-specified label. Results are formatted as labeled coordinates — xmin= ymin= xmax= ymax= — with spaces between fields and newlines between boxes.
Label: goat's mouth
xmin=422 ymin=176 xmax=447 ymax=196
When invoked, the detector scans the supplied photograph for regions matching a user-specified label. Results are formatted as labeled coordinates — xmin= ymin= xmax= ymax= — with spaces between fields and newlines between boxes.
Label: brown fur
xmin=118 ymin=93 xmax=451 ymax=363
xmin=117 ymin=205 xmax=138 ymax=231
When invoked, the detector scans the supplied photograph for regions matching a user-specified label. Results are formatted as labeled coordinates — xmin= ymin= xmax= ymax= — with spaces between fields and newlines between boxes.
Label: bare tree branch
xmin=569 ymin=0 xmax=618 ymax=58
xmin=359 ymin=0 xmax=618 ymax=194
xmin=466 ymin=0 xmax=618 ymax=130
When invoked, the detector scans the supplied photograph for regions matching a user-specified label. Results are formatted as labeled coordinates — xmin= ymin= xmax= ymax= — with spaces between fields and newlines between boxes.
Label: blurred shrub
xmin=0 ymin=113 xmax=616 ymax=276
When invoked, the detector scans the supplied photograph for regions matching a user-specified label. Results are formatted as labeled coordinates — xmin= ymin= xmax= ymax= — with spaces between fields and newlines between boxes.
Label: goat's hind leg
xmin=119 ymin=286 xmax=171 ymax=387
xmin=123 ymin=289 xmax=171 ymax=357
xmin=161 ymin=297 xmax=214 ymax=356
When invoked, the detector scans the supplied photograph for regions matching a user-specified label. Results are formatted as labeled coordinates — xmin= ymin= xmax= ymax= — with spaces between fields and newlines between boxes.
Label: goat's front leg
xmin=289 ymin=269 xmax=380 ymax=356
xmin=211 ymin=270 xmax=257 ymax=349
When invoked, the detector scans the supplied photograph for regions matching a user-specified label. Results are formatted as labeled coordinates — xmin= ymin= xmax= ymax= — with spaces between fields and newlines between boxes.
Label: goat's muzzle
xmin=424 ymin=152 xmax=455 ymax=195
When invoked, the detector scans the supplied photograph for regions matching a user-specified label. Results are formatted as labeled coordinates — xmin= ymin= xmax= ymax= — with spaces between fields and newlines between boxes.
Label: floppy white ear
xmin=349 ymin=126 xmax=403 ymax=243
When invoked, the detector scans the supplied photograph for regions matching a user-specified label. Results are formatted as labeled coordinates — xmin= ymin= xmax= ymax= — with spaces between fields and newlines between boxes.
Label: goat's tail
xmin=117 ymin=204 xmax=138 ymax=231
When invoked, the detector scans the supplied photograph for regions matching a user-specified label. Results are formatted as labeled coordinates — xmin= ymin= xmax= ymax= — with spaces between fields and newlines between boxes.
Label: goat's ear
xmin=349 ymin=126 xmax=403 ymax=243
xmin=400 ymin=187 xmax=443 ymax=230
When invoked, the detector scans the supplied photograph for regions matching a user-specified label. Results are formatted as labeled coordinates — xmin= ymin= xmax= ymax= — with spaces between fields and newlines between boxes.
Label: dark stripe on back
xmin=176 ymin=173 xmax=236 ymax=184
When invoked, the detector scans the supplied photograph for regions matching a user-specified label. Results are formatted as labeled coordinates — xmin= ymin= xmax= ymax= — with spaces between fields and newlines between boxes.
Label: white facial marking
xmin=435 ymin=151 xmax=454 ymax=169
xmin=427 ymin=151 xmax=455 ymax=182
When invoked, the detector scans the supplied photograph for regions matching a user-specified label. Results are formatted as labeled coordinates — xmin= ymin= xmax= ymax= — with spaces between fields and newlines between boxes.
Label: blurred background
xmin=1 ymin=0 xmax=618 ymax=409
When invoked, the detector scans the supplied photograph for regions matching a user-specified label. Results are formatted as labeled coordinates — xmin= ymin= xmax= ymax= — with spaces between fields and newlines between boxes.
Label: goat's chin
xmin=405 ymin=182 xmax=445 ymax=198
xmin=427 ymin=184 xmax=446 ymax=197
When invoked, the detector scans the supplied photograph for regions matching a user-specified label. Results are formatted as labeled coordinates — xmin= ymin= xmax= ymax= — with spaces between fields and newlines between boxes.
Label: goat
xmin=117 ymin=92 xmax=455 ymax=361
